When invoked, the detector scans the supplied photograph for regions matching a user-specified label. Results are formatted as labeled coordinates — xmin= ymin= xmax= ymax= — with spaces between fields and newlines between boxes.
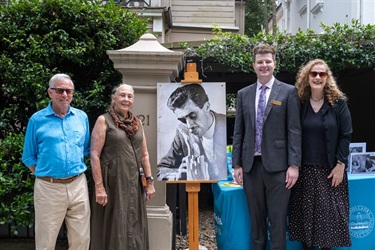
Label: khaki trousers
xmin=34 ymin=173 xmax=90 ymax=250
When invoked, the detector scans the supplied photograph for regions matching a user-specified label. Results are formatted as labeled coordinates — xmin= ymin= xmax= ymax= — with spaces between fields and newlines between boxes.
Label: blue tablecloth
xmin=212 ymin=174 xmax=375 ymax=250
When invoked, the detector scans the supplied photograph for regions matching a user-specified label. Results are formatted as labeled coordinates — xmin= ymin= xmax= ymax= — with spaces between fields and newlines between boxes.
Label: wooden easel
xmin=166 ymin=180 xmax=218 ymax=250
xmin=181 ymin=62 xmax=202 ymax=83
xmin=169 ymin=62 xmax=216 ymax=249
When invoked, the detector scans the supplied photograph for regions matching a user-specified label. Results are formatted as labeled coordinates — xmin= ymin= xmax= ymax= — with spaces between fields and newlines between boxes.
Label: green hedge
xmin=0 ymin=133 xmax=33 ymax=236
xmin=191 ymin=20 xmax=375 ymax=74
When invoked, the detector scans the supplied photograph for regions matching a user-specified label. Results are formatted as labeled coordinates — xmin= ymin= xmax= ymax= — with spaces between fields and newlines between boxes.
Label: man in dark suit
xmin=232 ymin=44 xmax=302 ymax=250
xmin=157 ymin=83 xmax=227 ymax=181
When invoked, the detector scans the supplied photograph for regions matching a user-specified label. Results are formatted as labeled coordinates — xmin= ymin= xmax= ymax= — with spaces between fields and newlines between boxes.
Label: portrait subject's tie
xmin=255 ymin=84 xmax=267 ymax=154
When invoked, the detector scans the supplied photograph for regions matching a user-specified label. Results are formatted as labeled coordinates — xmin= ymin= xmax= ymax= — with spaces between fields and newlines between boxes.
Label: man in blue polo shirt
xmin=22 ymin=73 xmax=90 ymax=250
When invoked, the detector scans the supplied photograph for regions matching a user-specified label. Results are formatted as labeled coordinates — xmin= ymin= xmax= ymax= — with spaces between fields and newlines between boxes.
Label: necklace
xmin=310 ymin=96 xmax=324 ymax=103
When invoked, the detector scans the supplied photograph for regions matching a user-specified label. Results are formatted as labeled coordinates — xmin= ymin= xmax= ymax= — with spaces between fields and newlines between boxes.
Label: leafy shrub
xmin=0 ymin=0 xmax=148 ymax=138
xmin=0 ymin=133 xmax=34 ymax=235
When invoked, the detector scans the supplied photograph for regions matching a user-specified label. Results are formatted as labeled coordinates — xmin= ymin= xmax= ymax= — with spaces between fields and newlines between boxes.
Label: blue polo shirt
xmin=22 ymin=102 xmax=90 ymax=178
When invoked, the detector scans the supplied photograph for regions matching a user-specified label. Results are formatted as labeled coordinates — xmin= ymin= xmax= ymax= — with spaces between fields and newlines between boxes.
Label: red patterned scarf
xmin=108 ymin=107 xmax=139 ymax=138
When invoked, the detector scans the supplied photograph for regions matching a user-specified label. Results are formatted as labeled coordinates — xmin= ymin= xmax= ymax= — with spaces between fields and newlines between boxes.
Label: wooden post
xmin=167 ymin=180 xmax=217 ymax=250
xmin=186 ymin=182 xmax=200 ymax=250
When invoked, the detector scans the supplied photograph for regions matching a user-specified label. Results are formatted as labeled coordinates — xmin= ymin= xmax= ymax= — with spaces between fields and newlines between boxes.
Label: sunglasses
xmin=50 ymin=88 xmax=74 ymax=95
xmin=309 ymin=71 xmax=328 ymax=78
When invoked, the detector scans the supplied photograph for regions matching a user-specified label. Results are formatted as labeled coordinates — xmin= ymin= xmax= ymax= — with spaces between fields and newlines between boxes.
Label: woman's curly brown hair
xmin=295 ymin=59 xmax=347 ymax=106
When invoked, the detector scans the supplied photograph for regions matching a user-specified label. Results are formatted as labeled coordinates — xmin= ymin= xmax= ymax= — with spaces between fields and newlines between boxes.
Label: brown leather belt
xmin=37 ymin=174 xmax=81 ymax=184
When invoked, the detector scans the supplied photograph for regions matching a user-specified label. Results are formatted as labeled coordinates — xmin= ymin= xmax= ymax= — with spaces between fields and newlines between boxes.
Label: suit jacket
xmin=157 ymin=111 xmax=227 ymax=180
xmin=232 ymin=79 xmax=302 ymax=173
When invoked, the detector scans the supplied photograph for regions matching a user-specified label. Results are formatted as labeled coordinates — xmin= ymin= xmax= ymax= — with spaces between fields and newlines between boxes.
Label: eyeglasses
xmin=50 ymin=88 xmax=74 ymax=95
xmin=309 ymin=71 xmax=328 ymax=78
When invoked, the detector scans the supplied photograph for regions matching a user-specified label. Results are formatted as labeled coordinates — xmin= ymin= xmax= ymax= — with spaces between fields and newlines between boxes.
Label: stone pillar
xmin=107 ymin=33 xmax=183 ymax=250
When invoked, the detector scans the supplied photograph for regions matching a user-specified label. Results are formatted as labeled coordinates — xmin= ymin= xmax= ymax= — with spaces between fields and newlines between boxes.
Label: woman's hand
xmin=95 ymin=183 xmax=108 ymax=206
xmin=328 ymin=163 xmax=345 ymax=187
xmin=285 ymin=165 xmax=299 ymax=189
xmin=145 ymin=182 xmax=155 ymax=201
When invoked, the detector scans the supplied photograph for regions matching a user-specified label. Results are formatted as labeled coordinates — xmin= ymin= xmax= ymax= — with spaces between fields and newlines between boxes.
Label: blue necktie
xmin=255 ymin=85 xmax=267 ymax=154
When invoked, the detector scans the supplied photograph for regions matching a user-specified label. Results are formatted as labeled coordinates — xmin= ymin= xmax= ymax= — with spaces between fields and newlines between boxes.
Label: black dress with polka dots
xmin=290 ymin=165 xmax=351 ymax=248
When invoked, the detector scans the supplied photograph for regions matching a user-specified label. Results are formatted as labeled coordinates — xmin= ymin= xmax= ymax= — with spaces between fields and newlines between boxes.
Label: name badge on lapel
xmin=271 ymin=100 xmax=282 ymax=106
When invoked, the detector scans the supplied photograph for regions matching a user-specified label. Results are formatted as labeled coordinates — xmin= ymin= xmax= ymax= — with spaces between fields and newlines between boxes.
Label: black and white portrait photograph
xmin=350 ymin=152 xmax=375 ymax=174
xmin=156 ymin=82 xmax=227 ymax=181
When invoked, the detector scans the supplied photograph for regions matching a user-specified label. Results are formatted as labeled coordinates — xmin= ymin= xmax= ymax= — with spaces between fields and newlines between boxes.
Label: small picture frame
xmin=348 ymin=143 xmax=367 ymax=172
xmin=349 ymin=152 xmax=375 ymax=174
xmin=349 ymin=142 xmax=366 ymax=154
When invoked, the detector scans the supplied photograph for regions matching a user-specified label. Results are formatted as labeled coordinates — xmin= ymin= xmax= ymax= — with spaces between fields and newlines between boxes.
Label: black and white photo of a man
xmin=157 ymin=83 xmax=227 ymax=181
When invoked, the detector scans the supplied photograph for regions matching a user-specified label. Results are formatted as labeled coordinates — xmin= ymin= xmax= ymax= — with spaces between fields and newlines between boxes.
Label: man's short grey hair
xmin=48 ymin=74 xmax=74 ymax=88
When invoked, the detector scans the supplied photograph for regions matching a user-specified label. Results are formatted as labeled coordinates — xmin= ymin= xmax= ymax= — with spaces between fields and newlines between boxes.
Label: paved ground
xmin=175 ymin=208 xmax=216 ymax=250
xmin=0 ymin=238 xmax=68 ymax=250
xmin=0 ymin=208 xmax=216 ymax=250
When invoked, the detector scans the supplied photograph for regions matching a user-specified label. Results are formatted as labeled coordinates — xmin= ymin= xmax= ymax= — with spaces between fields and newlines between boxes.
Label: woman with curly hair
xmin=289 ymin=59 xmax=353 ymax=250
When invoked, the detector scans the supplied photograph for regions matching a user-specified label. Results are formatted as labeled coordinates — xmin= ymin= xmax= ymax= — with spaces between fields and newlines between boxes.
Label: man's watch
xmin=146 ymin=176 xmax=154 ymax=183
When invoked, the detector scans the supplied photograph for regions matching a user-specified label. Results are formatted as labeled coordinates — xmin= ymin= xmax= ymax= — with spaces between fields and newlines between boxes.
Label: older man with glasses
xmin=22 ymin=73 xmax=91 ymax=250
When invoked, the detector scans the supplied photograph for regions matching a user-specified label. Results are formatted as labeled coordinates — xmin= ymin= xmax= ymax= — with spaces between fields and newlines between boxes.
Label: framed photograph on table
xmin=350 ymin=152 xmax=375 ymax=174
xmin=348 ymin=143 xmax=366 ymax=172
xmin=349 ymin=142 xmax=366 ymax=154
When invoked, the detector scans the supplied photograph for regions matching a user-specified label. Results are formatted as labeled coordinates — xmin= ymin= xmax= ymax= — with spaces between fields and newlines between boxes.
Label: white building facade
xmin=271 ymin=0 xmax=375 ymax=34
